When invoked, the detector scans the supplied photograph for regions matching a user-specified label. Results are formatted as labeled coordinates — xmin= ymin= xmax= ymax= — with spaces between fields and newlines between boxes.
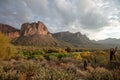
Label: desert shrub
xmin=111 ymin=69 xmax=120 ymax=80
xmin=99 ymin=50 xmax=106 ymax=55
xmin=62 ymin=57 xmax=82 ymax=67
xmin=65 ymin=47 xmax=72 ymax=52
xmin=81 ymin=51 xmax=90 ymax=58
xmin=66 ymin=63 xmax=78 ymax=73
xmin=45 ymin=53 xmax=56 ymax=61
xmin=60 ymin=62 xmax=67 ymax=68
xmin=95 ymin=55 xmax=108 ymax=66
xmin=61 ymin=57 xmax=77 ymax=63
xmin=32 ymin=49 xmax=45 ymax=55
xmin=0 ymin=63 xmax=18 ymax=80
xmin=73 ymin=53 xmax=82 ymax=61
xmin=34 ymin=66 xmax=82 ymax=80
xmin=45 ymin=53 xmax=68 ymax=61
xmin=45 ymin=55 xmax=50 ymax=61
xmin=89 ymin=51 xmax=110 ymax=67
xmin=86 ymin=67 xmax=113 ymax=80
xmin=32 ymin=50 xmax=45 ymax=60
xmin=0 ymin=60 xmax=83 ymax=80
xmin=21 ymin=50 xmax=31 ymax=59
xmin=0 ymin=32 xmax=16 ymax=60
xmin=89 ymin=54 xmax=95 ymax=63
xmin=19 ymin=49 xmax=45 ymax=60
xmin=33 ymin=54 xmax=44 ymax=60
xmin=115 ymin=52 xmax=120 ymax=61
xmin=47 ymin=48 xmax=67 ymax=54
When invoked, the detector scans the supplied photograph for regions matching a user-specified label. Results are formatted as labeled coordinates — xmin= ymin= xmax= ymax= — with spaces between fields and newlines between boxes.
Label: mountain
xmin=0 ymin=23 xmax=20 ymax=39
xmin=97 ymin=38 xmax=120 ymax=47
xmin=14 ymin=21 xmax=74 ymax=48
xmin=53 ymin=31 xmax=102 ymax=48
xmin=0 ymin=21 xmax=108 ymax=48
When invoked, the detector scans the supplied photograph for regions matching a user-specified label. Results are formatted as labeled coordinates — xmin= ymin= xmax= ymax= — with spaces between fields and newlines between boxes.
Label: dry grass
xmin=0 ymin=48 xmax=119 ymax=80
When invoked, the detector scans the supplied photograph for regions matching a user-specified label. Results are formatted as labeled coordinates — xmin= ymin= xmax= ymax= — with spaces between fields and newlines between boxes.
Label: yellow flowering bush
xmin=0 ymin=32 xmax=16 ymax=59
xmin=73 ymin=53 xmax=82 ymax=61
xmin=81 ymin=51 xmax=90 ymax=58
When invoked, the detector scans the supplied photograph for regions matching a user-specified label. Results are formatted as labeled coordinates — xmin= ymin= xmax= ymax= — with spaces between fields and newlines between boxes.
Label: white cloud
xmin=87 ymin=26 xmax=120 ymax=40
xmin=0 ymin=0 xmax=120 ymax=40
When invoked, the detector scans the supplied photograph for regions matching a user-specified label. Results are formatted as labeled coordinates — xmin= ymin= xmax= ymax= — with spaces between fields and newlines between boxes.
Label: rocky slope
xmin=14 ymin=21 xmax=73 ymax=47
xmin=53 ymin=31 xmax=103 ymax=48
xmin=0 ymin=23 xmax=20 ymax=39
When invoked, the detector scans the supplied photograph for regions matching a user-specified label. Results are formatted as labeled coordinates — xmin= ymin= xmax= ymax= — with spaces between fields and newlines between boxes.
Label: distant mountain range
xmin=97 ymin=38 xmax=120 ymax=48
xmin=53 ymin=31 xmax=103 ymax=48
xmin=97 ymin=38 xmax=120 ymax=45
xmin=0 ymin=21 xmax=119 ymax=49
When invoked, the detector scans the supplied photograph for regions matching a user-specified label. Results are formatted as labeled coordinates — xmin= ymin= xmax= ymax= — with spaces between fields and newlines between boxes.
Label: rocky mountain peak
xmin=20 ymin=21 xmax=50 ymax=36
xmin=75 ymin=32 xmax=82 ymax=37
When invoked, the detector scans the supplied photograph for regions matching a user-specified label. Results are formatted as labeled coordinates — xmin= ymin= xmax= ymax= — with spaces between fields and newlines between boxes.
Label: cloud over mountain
xmin=0 ymin=0 xmax=120 ymax=40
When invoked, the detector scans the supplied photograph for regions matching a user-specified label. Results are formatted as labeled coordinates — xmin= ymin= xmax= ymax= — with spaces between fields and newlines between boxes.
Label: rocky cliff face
xmin=0 ymin=23 xmax=20 ymax=39
xmin=14 ymin=21 xmax=71 ymax=47
xmin=20 ymin=21 xmax=51 ymax=36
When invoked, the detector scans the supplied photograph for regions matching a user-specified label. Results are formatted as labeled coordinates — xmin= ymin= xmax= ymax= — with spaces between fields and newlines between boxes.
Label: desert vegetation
xmin=0 ymin=32 xmax=119 ymax=80
xmin=0 ymin=32 xmax=16 ymax=60
xmin=0 ymin=45 xmax=119 ymax=80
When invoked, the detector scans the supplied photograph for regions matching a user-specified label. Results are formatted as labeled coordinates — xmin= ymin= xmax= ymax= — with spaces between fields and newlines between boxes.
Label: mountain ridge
xmin=12 ymin=21 xmax=74 ymax=48
xmin=0 ymin=21 xmax=114 ymax=48
xmin=0 ymin=23 xmax=20 ymax=39
xmin=97 ymin=38 xmax=120 ymax=48
xmin=53 ymin=31 xmax=104 ymax=48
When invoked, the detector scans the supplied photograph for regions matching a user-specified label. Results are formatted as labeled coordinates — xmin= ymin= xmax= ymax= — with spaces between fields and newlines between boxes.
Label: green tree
xmin=65 ymin=47 xmax=72 ymax=52
xmin=0 ymin=32 xmax=16 ymax=60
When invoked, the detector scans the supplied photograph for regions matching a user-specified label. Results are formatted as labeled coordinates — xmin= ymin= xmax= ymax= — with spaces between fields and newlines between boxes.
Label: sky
xmin=0 ymin=0 xmax=120 ymax=40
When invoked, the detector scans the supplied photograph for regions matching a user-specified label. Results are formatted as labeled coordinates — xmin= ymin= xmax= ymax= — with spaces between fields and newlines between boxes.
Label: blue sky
xmin=0 ymin=0 xmax=120 ymax=40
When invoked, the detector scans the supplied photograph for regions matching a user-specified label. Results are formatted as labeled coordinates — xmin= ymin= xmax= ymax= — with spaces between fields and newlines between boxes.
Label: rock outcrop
xmin=20 ymin=21 xmax=51 ymax=36
xmin=14 ymin=21 xmax=72 ymax=47
xmin=0 ymin=23 xmax=20 ymax=39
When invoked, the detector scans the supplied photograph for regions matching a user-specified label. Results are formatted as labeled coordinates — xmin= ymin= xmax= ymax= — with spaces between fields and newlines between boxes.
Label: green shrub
xmin=20 ymin=49 xmax=45 ymax=59
xmin=32 ymin=49 xmax=45 ymax=55
xmin=45 ymin=53 xmax=68 ymax=61
xmin=65 ymin=47 xmax=72 ymax=52
xmin=21 ymin=50 xmax=31 ymax=59
xmin=47 ymin=48 xmax=67 ymax=54
xmin=32 ymin=50 xmax=45 ymax=60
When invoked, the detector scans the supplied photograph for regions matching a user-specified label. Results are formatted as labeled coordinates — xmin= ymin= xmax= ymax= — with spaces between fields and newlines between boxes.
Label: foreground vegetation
xmin=0 ymin=33 xmax=120 ymax=80
xmin=0 ymin=47 xmax=119 ymax=80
